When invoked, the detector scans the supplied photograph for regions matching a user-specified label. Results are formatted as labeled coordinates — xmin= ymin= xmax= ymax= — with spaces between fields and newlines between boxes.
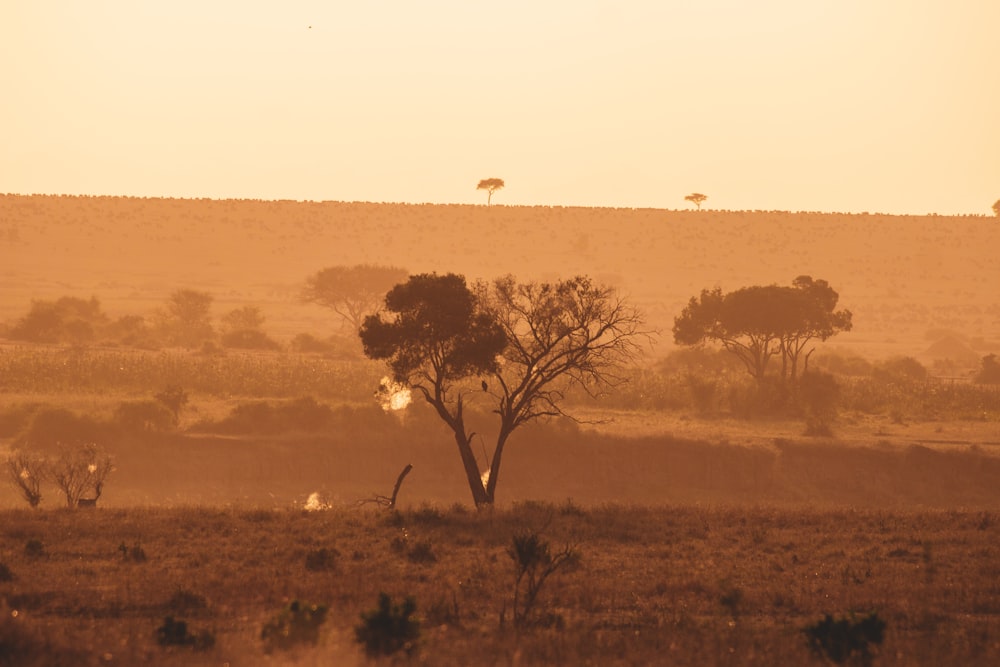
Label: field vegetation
xmin=1 ymin=194 xmax=998 ymax=663
xmin=2 ymin=503 xmax=1000 ymax=665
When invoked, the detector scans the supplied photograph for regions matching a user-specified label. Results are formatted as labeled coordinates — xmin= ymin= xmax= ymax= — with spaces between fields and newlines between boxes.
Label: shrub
xmin=799 ymin=371 xmax=840 ymax=436
xmin=0 ymin=563 xmax=13 ymax=583
xmin=24 ymin=539 xmax=45 ymax=559
xmin=407 ymin=541 xmax=437 ymax=564
xmin=304 ymin=547 xmax=340 ymax=572
xmin=261 ymin=600 xmax=328 ymax=653
xmin=804 ymin=611 xmax=886 ymax=665
xmin=975 ymin=354 xmax=1000 ymax=384
xmin=114 ymin=400 xmax=175 ymax=432
xmin=355 ymin=592 xmax=420 ymax=657
xmin=5 ymin=451 xmax=46 ymax=508
xmin=156 ymin=616 xmax=215 ymax=651
xmin=508 ymin=530 xmax=579 ymax=628
xmin=49 ymin=444 xmax=114 ymax=508
xmin=14 ymin=408 xmax=112 ymax=454
xmin=154 ymin=385 xmax=188 ymax=424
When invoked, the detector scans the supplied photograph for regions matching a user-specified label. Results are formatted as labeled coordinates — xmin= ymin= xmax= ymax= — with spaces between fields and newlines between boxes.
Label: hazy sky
xmin=3 ymin=2 xmax=998 ymax=214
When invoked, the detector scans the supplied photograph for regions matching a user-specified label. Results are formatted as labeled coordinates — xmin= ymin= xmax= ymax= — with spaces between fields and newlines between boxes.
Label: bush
xmin=304 ymin=547 xmax=339 ymax=572
xmin=975 ymin=354 xmax=1000 ymax=384
xmin=114 ymin=400 xmax=175 ymax=432
xmin=207 ymin=397 xmax=335 ymax=434
xmin=508 ymin=531 xmax=579 ymax=628
xmin=799 ymin=371 xmax=840 ymax=436
xmin=355 ymin=593 xmax=420 ymax=657
xmin=14 ymin=408 xmax=113 ymax=455
xmin=261 ymin=600 xmax=328 ymax=653
xmin=156 ymin=616 xmax=215 ymax=650
xmin=874 ymin=356 xmax=928 ymax=384
xmin=804 ymin=611 xmax=886 ymax=665
xmin=220 ymin=329 xmax=281 ymax=351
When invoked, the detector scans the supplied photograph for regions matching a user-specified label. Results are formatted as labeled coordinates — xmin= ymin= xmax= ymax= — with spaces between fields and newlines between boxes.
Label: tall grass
xmin=0 ymin=345 xmax=382 ymax=400
xmin=0 ymin=504 xmax=998 ymax=666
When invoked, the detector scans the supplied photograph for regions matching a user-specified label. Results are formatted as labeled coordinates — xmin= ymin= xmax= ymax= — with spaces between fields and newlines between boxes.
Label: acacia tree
xmin=361 ymin=272 xmax=647 ymax=506
xmin=360 ymin=273 xmax=506 ymax=506
xmin=673 ymin=278 xmax=851 ymax=385
xmin=475 ymin=276 xmax=646 ymax=503
xmin=477 ymin=178 xmax=505 ymax=206
xmin=780 ymin=276 xmax=853 ymax=381
xmin=684 ymin=193 xmax=707 ymax=210
xmin=160 ymin=289 xmax=214 ymax=347
xmin=303 ymin=264 xmax=408 ymax=332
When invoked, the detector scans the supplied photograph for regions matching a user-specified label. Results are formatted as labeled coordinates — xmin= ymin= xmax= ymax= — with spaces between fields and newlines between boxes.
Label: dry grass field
xmin=2 ymin=195 xmax=998 ymax=362
xmin=2 ymin=503 xmax=1000 ymax=666
xmin=1 ymin=195 xmax=999 ymax=664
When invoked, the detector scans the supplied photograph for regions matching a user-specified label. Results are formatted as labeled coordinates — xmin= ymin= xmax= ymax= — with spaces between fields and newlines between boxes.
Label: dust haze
xmin=1 ymin=194 xmax=998 ymax=508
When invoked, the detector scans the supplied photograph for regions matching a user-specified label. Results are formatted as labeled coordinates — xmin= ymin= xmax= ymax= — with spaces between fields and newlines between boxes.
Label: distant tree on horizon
xmin=992 ymin=199 xmax=1000 ymax=217
xmin=684 ymin=193 xmax=707 ymax=210
xmin=477 ymin=178 xmax=505 ymax=205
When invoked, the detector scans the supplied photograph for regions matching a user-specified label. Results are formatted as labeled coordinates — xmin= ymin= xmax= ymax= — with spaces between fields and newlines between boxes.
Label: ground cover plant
xmin=1 ymin=503 xmax=999 ymax=665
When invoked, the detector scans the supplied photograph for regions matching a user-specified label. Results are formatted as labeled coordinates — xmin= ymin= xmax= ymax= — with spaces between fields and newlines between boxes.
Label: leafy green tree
xmin=303 ymin=264 xmax=408 ymax=332
xmin=361 ymin=273 xmax=646 ymax=506
xmin=477 ymin=178 xmax=505 ymax=205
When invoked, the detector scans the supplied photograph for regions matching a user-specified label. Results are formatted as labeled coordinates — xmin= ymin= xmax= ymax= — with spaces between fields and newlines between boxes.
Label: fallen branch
xmin=357 ymin=464 xmax=413 ymax=509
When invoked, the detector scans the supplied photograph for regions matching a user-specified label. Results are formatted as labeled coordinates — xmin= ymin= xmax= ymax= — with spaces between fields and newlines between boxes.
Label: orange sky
xmin=2 ymin=2 xmax=998 ymax=214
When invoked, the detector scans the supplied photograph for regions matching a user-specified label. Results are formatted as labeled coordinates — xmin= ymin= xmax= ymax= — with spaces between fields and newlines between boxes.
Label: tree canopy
xmin=360 ymin=273 xmax=506 ymax=504
xmin=993 ymin=199 xmax=1000 ymax=217
xmin=684 ymin=193 xmax=707 ymax=210
xmin=160 ymin=289 xmax=214 ymax=347
xmin=361 ymin=272 xmax=647 ymax=506
xmin=302 ymin=264 xmax=408 ymax=332
xmin=673 ymin=277 xmax=852 ymax=384
xmin=477 ymin=178 xmax=505 ymax=205
xmin=7 ymin=296 xmax=107 ymax=344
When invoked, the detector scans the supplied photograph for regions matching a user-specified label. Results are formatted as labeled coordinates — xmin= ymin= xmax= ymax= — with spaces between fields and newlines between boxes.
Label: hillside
xmin=2 ymin=194 xmax=998 ymax=362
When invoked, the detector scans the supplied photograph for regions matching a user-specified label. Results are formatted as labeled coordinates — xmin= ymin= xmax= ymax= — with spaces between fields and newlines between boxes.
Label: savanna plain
xmin=1 ymin=194 xmax=999 ymax=665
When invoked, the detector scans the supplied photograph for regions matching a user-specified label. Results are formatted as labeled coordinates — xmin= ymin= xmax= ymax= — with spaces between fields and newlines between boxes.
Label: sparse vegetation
xmin=355 ymin=592 xmax=421 ymax=657
xmin=0 ymin=505 xmax=994 ymax=665
xmin=804 ymin=611 xmax=886 ymax=665
xmin=260 ymin=600 xmax=329 ymax=653
xmin=0 ymin=195 xmax=997 ymax=665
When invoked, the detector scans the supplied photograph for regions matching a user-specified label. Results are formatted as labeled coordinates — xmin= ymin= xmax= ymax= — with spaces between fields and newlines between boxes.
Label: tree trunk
xmin=484 ymin=427 xmax=513 ymax=505
xmin=452 ymin=428 xmax=489 ymax=506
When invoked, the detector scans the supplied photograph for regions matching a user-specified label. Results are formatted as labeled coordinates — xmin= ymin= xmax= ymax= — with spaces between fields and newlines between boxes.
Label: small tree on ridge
xmin=477 ymin=178 xmax=505 ymax=206
xmin=685 ymin=193 xmax=707 ymax=210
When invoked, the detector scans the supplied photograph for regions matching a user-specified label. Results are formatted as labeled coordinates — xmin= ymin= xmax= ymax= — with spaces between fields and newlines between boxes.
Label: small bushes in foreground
xmin=355 ymin=592 xmax=421 ymax=658
xmin=260 ymin=600 xmax=328 ymax=653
